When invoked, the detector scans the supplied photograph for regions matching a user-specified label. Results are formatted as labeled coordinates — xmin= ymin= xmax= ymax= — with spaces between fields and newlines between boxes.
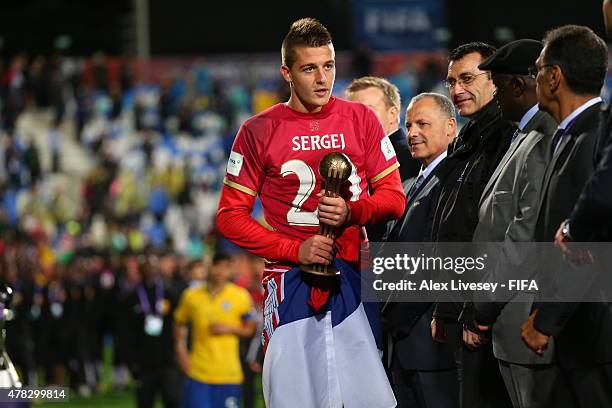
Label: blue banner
xmin=352 ymin=0 xmax=446 ymax=51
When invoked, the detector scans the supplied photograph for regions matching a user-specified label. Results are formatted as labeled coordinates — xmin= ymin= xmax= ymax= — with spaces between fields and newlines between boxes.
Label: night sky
xmin=0 ymin=0 xmax=606 ymax=57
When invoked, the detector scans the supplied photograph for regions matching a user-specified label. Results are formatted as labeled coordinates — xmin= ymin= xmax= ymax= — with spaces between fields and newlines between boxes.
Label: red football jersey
xmin=223 ymin=97 xmax=399 ymax=261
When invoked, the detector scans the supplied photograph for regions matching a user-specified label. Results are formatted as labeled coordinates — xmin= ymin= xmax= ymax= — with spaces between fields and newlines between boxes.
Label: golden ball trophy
xmin=301 ymin=152 xmax=352 ymax=276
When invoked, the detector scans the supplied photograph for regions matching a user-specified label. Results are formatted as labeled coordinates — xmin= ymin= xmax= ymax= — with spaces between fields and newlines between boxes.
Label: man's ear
xmin=389 ymin=105 xmax=400 ymax=126
xmin=447 ymin=117 xmax=457 ymax=139
xmin=512 ymin=76 xmax=526 ymax=97
xmin=549 ymin=65 xmax=562 ymax=94
xmin=280 ymin=65 xmax=292 ymax=84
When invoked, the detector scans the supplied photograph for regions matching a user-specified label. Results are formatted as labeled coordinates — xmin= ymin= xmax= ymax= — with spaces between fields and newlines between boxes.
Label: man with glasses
xmin=471 ymin=39 xmax=557 ymax=408
xmin=430 ymin=42 xmax=516 ymax=408
xmin=520 ymin=25 xmax=612 ymax=407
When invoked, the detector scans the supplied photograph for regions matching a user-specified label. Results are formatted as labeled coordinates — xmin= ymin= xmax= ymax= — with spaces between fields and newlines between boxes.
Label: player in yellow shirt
xmin=174 ymin=252 xmax=256 ymax=408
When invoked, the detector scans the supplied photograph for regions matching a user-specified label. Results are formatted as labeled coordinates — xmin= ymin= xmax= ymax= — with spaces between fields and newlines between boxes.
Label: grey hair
xmin=408 ymin=92 xmax=456 ymax=118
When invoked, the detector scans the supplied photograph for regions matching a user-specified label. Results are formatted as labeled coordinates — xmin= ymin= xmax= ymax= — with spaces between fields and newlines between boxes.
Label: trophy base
xmin=300 ymin=263 xmax=340 ymax=276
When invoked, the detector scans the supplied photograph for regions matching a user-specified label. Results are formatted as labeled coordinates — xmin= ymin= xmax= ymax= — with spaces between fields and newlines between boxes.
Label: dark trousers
xmin=136 ymin=368 xmax=183 ymax=408
xmin=240 ymin=337 xmax=256 ymax=408
xmin=457 ymin=341 xmax=512 ymax=408
xmin=546 ymin=363 xmax=612 ymax=408
xmin=392 ymin=353 xmax=459 ymax=408
xmin=498 ymin=360 xmax=556 ymax=408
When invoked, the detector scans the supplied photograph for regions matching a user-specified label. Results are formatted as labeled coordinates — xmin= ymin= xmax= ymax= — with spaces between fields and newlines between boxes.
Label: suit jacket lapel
xmin=388 ymin=177 xmax=419 ymax=237
xmin=538 ymin=131 xmax=571 ymax=220
xmin=535 ymin=104 xmax=600 ymax=226
xmin=522 ymin=110 xmax=547 ymax=134
xmin=543 ymin=122 xmax=577 ymax=185
xmin=391 ymin=163 xmax=443 ymax=239
xmin=406 ymin=176 xmax=425 ymax=202
xmin=479 ymin=111 xmax=550 ymax=208
xmin=479 ymin=131 xmax=527 ymax=208
xmin=392 ymin=185 xmax=425 ymax=241
xmin=386 ymin=178 xmax=416 ymax=237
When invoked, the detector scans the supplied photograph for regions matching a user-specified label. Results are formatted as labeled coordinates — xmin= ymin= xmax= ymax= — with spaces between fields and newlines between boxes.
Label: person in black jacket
xmin=127 ymin=252 xmax=182 ymax=408
xmin=431 ymin=42 xmax=516 ymax=408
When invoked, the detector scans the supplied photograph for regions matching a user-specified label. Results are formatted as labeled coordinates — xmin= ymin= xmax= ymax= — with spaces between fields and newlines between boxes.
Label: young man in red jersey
xmin=216 ymin=18 xmax=405 ymax=407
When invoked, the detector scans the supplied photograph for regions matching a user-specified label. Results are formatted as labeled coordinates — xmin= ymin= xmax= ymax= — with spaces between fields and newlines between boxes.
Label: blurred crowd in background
xmin=2 ymin=47 xmax=609 ymax=405
xmin=0 ymin=50 xmax=448 ymax=259
xmin=0 ymin=49 xmax=447 ymax=404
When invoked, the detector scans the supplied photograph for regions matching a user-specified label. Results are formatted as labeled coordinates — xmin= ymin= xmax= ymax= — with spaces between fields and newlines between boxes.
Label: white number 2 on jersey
xmin=280 ymin=158 xmax=361 ymax=226
xmin=281 ymin=160 xmax=319 ymax=226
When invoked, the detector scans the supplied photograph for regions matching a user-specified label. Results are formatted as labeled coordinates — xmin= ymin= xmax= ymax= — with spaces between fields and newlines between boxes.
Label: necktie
xmin=550 ymin=127 xmax=566 ymax=157
xmin=407 ymin=174 xmax=425 ymax=201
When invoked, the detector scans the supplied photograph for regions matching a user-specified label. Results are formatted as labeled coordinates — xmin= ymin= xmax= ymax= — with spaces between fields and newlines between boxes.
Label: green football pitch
xmin=36 ymin=343 xmax=265 ymax=407
xmin=38 ymin=383 xmax=265 ymax=407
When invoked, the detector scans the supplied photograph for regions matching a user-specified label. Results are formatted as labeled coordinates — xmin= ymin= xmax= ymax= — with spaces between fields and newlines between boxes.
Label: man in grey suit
xmin=382 ymin=93 xmax=458 ymax=408
xmin=469 ymin=39 xmax=557 ymax=408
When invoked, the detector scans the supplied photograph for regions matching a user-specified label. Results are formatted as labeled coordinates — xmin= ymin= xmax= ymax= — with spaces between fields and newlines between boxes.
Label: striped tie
xmin=407 ymin=174 xmax=425 ymax=201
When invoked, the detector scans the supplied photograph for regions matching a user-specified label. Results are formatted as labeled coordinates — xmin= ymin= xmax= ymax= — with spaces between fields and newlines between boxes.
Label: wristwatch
xmin=561 ymin=219 xmax=573 ymax=241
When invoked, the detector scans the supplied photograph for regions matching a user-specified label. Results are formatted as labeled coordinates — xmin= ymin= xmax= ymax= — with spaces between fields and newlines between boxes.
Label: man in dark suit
xmin=554 ymin=0 xmax=612 ymax=245
xmin=520 ymin=25 xmax=612 ymax=407
xmin=431 ymin=42 xmax=516 ymax=408
xmin=345 ymin=76 xmax=421 ymax=241
xmin=554 ymin=102 xmax=612 ymax=245
xmin=382 ymin=92 xmax=458 ymax=408
xmin=470 ymin=39 xmax=557 ymax=408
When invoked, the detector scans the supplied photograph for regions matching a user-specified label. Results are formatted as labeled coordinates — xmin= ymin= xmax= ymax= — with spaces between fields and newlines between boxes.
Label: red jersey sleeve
xmin=362 ymin=107 xmax=401 ymax=183
xmin=348 ymin=170 xmax=405 ymax=226
xmin=216 ymin=185 xmax=302 ymax=263
xmin=346 ymin=106 xmax=405 ymax=226
xmin=223 ymin=123 xmax=264 ymax=197
xmin=218 ymin=119 xmax=305 ymax=263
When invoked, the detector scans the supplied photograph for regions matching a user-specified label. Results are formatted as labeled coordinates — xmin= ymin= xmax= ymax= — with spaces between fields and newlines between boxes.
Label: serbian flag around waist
xmin=261 ymin=258 xmax=396 ymax=408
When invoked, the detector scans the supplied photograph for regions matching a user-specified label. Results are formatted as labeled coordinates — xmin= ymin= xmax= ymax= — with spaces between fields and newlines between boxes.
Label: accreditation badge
xmin=144 ymin=314 xmax=163 ymax=337
xmin=30 ymin=304 xmax=41 ymax=320
xmin=51 ymin=302 xmax=63 ymax=318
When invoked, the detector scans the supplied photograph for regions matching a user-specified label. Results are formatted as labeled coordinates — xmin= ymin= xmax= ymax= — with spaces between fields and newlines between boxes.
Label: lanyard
xmin=137 ymin=279 xmax=163 ymax=315
xmin=48 ymin=282 xmax=62 ymax=304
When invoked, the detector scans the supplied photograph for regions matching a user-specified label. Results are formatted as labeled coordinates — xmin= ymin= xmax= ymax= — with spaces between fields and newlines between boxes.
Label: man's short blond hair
xmin=345 ymin=76 xmax=401 ymax=110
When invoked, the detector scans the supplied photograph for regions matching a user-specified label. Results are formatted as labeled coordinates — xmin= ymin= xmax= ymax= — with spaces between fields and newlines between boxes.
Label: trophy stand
xmin=301 ymin=152 xmax=352 ymax=277
xmin=0 ymin=284 xmax=22 ymax=388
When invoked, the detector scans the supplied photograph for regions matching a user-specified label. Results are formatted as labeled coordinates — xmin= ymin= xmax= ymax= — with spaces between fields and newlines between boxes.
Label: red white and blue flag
xmin=261 ymin=259 xmax=396 ymax=408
